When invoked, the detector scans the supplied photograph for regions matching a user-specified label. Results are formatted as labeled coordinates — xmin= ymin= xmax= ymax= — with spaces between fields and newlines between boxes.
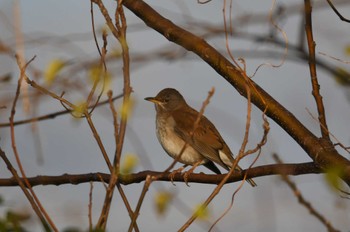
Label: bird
xmin=145 ymin=88 xmax=256 ymax=187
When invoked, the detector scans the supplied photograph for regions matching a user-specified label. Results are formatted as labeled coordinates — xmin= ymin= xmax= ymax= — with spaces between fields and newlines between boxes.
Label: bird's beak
xmin=144 ymin=97 xmax=161 ymax=104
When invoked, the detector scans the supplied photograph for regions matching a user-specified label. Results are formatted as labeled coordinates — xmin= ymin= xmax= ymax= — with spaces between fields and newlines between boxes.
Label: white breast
xmin=156 ymin=116 xmax=206 ymax=165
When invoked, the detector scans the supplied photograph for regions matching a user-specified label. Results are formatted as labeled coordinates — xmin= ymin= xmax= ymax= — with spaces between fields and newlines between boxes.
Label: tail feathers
xmin=236 ymin=165 xmax=257 ymax=187
xmin=246 ymin=178 xmax=257 ymax=187
xmin=229 ymin=162 xmax=257 ymax=187
xmin=209 ymin=152 xmax=257 ymax=187
xmin=203 ymin=161 xmax=222 ymax=174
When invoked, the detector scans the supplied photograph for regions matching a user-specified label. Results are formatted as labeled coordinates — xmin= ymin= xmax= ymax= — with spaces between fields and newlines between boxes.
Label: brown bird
xmin=145 ymin=88 xmax=256 ymax=187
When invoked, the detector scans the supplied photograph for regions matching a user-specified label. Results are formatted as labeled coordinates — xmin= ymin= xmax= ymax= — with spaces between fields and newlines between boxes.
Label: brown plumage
xmin=145 ymin=88 xmax=256 ymax=187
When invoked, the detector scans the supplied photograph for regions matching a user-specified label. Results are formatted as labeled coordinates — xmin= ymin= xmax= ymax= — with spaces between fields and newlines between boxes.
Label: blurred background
xmin=0 ymin=0 xmax=350 ymax=231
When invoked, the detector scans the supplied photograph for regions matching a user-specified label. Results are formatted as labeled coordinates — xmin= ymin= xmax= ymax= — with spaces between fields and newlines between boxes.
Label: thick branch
xmin=0 ymin=163 xmax=321 ymax=187
xmin=122 ymin=0 xmax=350 ymax=185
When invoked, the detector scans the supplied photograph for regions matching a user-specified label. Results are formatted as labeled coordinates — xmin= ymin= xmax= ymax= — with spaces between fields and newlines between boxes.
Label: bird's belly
xmin=157 ymin=127 xmax=206 ymax=165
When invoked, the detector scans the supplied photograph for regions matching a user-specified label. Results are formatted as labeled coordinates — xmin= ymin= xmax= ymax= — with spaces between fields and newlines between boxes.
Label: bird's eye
xmin=164 ymin=95 xmax=170 ymax=103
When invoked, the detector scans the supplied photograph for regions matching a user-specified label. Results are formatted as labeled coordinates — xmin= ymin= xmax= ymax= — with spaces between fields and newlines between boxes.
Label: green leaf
xmin=334 ymin=68 xmax=350 ymax=86
xmin=345 ymin=44 xmax=350 ymax=56
xmin=324 ymin=166 xmax=344 ymax=191
xmin=154 ymin=190 xmax=173 ymax=216
xmin=44 ymin=59 xmax=65 ymax=85
xmin=72 ymin=102 xmax=88 ymax=118
xmin=120 ymin=154 xmax=139 ymax=174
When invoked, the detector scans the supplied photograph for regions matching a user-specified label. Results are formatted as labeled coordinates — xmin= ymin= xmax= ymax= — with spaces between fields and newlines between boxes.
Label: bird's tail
xmin=234 ymin=165 xmax=257 ymax=187
xmin=220 ymin=152 xmax=257 ymax=187
xmin=246 ymin=178 xmax=257 ymax=187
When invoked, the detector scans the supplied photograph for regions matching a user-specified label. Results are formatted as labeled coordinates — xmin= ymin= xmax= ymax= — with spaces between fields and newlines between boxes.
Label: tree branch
xmin=0 ymin=94 xmax=124 ymax=128
xmin=326 ymin=0 xmax=350 ymax=23
xmin=0 ymin=162 xmax=321 ymax=187
xmin=304 ymin=0 xmax=330 ymax=140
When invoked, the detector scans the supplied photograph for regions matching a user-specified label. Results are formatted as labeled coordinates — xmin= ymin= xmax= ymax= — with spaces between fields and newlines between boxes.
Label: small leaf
xmin=194 ymin=204 xmax=210 ymax=220
xmin=88 ymin=65 xmax=111 ymax=93
xmin=44 ymin=59 xmax=65 ymax=85
xmin=334 ymin=67 xmax=350 ymax=86
xmin=63 ymin=227 xmax=82 ymax=232
xmin=110 ymin=46 xmax=122 ymax=58
xmin=154 ymin=190 xmax=173 ymax=216
xmin=121 ymin=154 xmax=138 ymax=174
xmin=119 ymin=97 xmax=135 ymax=119
xmin=72 ymin=102 xmax=87 ymax=118
xmin=345 ymin=44 xmax=350 ymax=56
xmin=6 ymin=210 xmax=31 ymax=222
xmin=0 ymin=73 xmax=11 ymax=83
xmin=324 ymin=166 xmax=344 ymax=191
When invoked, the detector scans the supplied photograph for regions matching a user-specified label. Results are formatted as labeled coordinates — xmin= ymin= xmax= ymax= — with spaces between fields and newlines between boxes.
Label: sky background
xmin=0 ymin=0 xmax=350 ymax=231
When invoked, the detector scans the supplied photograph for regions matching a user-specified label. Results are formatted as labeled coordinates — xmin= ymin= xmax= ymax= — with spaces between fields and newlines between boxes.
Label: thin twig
xmin=306 ymin=108 xmax=350 ymax=154
xmin=90 ymin=0 xmax=102 ymax=57
xmin=12 ymin=55 xmax=57 ymax=232
xmin=178 ymin=156 xmax=243 ymax=231
xmin=304 ymin=0 xmax=330 ymax=140
xmin=128 ymin=176 xmax=152 ymax=232
xmin=273 ymin=154 xmax=340 ymax=232
xmin=250 ymin=0 xmax=289 ymax=78
xmin=0 ymin=149 xmax=52 ymax=232
xmin=326 ymin=0 xmax=350 ymax=23
xmin=318 ymin=52 xmax=350 ymax=64
xmin=84 ymin=111 xmax=113 ymax=171
xmin=88 ymin=181 xmax=94 ymax=232
xmin=87 ymin=29 xmax=108 ymax=114
xmin=96 ymin=91 xmax=125 ymax=230
xmin=0 ymin=94 xmax=123 ymax=128
xmin=94 ymin=1 xmax=135 ymax=230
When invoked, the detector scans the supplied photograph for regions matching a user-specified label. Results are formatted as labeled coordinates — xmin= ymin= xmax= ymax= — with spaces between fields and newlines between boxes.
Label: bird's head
xmin=145 ymin=88 xmax=186 ymax=112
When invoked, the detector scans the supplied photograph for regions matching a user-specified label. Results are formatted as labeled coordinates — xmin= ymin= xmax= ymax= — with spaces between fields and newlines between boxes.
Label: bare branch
xmin=273 ymin=154 xmax=340 ymax=232
xmin=326 ymin=0 xmax=350 ymax=23
xmin=93 ymin=1 xmax=134 ymax=229
xmin=304 ymin=0 xmax=330 ymax=140
xmin=0 ymin=148 xmax=52 ymax=232
xmin=12 ymin=55 xmax=57 ymax=232
xmin=0 ymin=93 xmax=124 ymax=128
xmin=0 ymin=162 xmax=321 ymax=187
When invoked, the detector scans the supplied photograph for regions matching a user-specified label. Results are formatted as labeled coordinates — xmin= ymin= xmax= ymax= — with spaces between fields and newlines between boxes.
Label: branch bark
xmin=0 ymin=162 xmax=321 ymax=187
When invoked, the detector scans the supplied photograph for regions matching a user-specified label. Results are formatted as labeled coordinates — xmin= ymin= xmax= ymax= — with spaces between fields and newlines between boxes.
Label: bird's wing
xmin=172 ymin=108 xmax=233 ymax=169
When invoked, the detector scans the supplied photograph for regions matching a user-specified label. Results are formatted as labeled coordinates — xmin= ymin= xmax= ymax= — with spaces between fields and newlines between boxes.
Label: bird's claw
xmin=183 ymin=172 xmax=191 ymax=187
xmin=168 ymin=167 xmax=185 ymax=186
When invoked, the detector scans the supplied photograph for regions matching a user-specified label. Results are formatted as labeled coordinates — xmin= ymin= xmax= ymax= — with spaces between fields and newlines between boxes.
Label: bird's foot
xmin=182 ymin=162 xmax=201 ymax=187
xmin=182 ymin=171 xmax=193 ymax=187
xmin=168 ymin=166 xmax=185 ymax=186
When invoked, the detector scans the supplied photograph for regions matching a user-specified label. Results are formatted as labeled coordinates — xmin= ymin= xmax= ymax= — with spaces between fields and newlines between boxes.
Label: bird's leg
xmin=169 ymin=164 xmax=188 ymax=186
xmin=183 ymin=161 xmax=201 ymax=187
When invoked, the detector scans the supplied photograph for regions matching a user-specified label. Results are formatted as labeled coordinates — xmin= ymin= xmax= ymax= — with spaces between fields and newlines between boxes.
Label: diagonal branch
xmin=326 ymin=0 xmax=350 ymax=23
xmin=274 ymin=154 xmax=340 ymax=232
